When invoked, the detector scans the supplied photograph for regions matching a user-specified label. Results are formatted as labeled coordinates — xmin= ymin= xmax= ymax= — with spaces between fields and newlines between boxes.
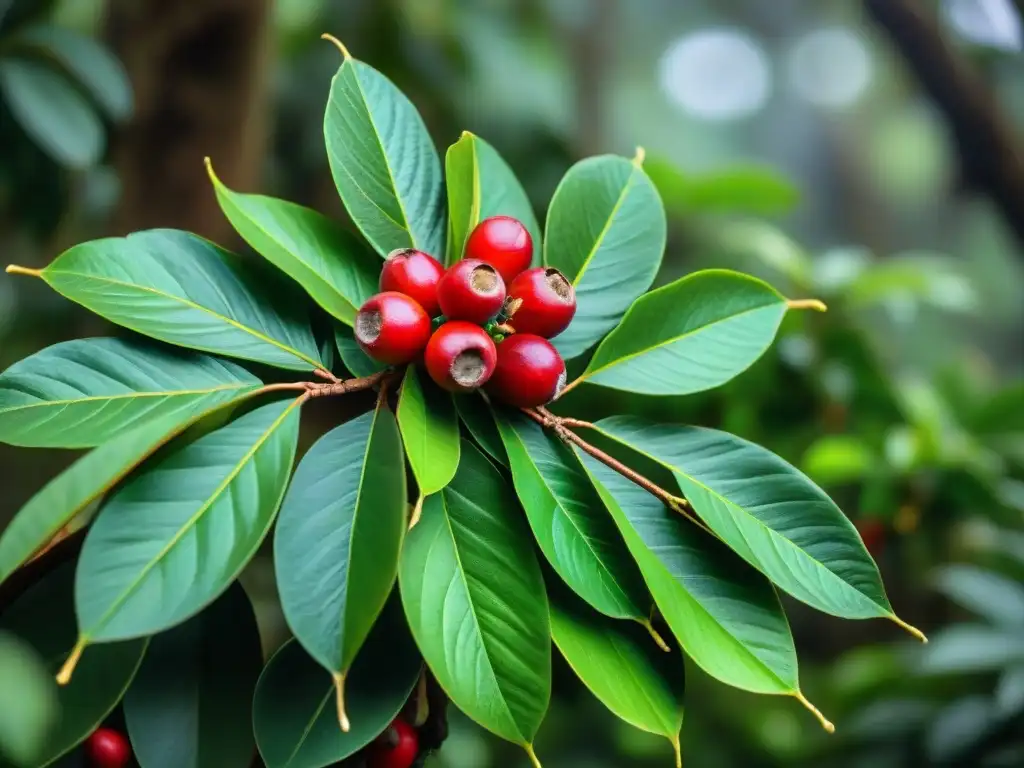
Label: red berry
xmin=464 ymin=215 xmax=533 ymax=284
xmin=507 ymin=267 xmax=576 ymax=339
xmin=437 ymin=259 xmax=506 ymax=324
xmin=487 ymin=334 xmax=566 ymax=407
xmin=856 ymin=519 xmax=887 ymax=557
xmin=424 ymin=321 xmax=498 ymax=392
xmin=355 ymin=292 xmax=431 ymax=365
xmin=379 ymin=248 xmax=444 ymax=316
xmin=85 ymin=728 xmax=131 ymax=768
xmin=367 ymin=718 xmax=419 ymax=768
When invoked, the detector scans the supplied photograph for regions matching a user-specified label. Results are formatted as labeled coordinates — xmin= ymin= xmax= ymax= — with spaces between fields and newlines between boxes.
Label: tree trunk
xmin=104 ymin=0 xmax=273 ymax=243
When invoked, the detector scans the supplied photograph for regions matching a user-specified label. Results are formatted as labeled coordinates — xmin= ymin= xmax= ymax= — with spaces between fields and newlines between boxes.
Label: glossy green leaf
xmin=0 ymin=338 xmax=262 ymax=448
xmin=544 ymin=154 xmax=665 ymax=359
xmin=933 ymin=565 xmax=1024 ymax=628
xmin=8 ymin=25 xmax=132 ymax=120
xmin=549 ymin=586 xmax=684 ymax=765
xmin=576 ymin=270 xmax=788 ymax=395
xmin=595 ymin=417 xmax=901 ymax=624
xmin=124 ymin=582 xmax=262 ymax=768
xmin=253 ymin=596 xmax=420 ymax=768
xmin=275 ymin=406 xmax=406 ymax=706
xmin=0 ymin=563 xmax=146 ymax=767
xmin=334 ymin=325 xmax=384 ymax=378
xmin=0 ymin=402 xmax=259 ymax=588
xmin=0 ymin=56 xmax=103 ymax=168
xmin=397 ymin=366 xmax=459 ymax=498
xmin=495 ymin=411 xmax=648 ymax=620
xmin=577 ymin=451 xmax=803 ymax=700
xmin=324 ymin=50 xmax=445 ymax=258
xmin=73 ymin=398 xmax=302 ymax=644
xmin=14 ymin=229 xmax=322 ymax=370
xmin=645 ymin=156 xmax=799 ymax=216
xmin=0 ymin=632 xmax=58 ymax=767
xmin=455 ymin=395 xmax=506 ymax=466
xmin=399 ymin=442 xmax=550 ymax=750
xmin=208 ymin=164 xmax=379 ymax=325
xmin=444 ymin=131 xmax=540 ymax=265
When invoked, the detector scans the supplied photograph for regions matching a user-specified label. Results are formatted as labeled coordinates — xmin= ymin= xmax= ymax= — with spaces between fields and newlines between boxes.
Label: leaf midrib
xmin=0 ymin=382 xmax=255 ymax=416
xmin=439 ymin=487 xmax=527 ymax=743
xmin=44 ymin=269 xmax=320 ymax=368
xmin=83 ymin=398 xmax=303 ymax=640
xmin=508 ymin=423 xmax=636 ymax=615
xmin=558 ymin=166 xmax=637 ymax=287
xmin=284 ymin=683 xmax=334 ymax=767
xmin=583 ymin=300 xmax=784 ymax=383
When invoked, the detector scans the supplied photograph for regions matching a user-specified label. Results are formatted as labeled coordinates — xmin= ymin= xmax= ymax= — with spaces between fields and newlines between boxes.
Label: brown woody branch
xmin=863 ymin=0 xmax=1024 ymax=247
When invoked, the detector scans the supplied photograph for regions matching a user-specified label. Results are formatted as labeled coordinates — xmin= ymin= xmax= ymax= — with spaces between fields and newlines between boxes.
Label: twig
xmin=304 ymin=370 xmax=393 ymax=399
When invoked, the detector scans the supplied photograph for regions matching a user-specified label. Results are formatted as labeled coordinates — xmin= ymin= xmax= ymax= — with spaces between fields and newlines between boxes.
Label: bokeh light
xmin=787 ymin=27 xmax=872 ymax=110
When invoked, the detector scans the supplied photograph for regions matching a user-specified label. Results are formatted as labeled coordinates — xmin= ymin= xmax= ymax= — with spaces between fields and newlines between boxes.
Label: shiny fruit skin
xmin=85 ymin=728 xmax=132 ymax=768
xmin=507 ymin=267 xmax=576 ymax=339
xmin=464 ymin=215 xmax=533 ymax=284
xmin=437 ymin=259 xmax=506 ymax=323
xmin=487 ymin=334 xmax=566 ymax=407
xmin=367 ymin=719 xmax=419 ymax=768
xmin=379 ymin=248 xmax=444 ymax=316
xmin=424 ymin=321 xmax=498 ymax=392
xmin=355 ymin=292 xmax=432 ymax=365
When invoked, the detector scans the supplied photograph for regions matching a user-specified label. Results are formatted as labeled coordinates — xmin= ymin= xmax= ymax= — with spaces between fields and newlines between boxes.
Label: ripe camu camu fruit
xmin=464 ymin=215 xmax=533 ymax=284
xmin=507 ymin=267 xmax=576 ymax=338
xmin=356 ymin=291 xmax=432 ymax=364
xmin=85 ymin=728 xmax=132 ymax=768
xmin=379 ymin=248 xmax=445 ymax=317
xmin=437 ymin=259 xmax=506 ymax=324
xmin=367 ymin=718 xmax=419 ymax=768
xmin=425 ymin=321 xmax=498 ymax=392
xmin=487 ymin=334 xmax=566 ymax=407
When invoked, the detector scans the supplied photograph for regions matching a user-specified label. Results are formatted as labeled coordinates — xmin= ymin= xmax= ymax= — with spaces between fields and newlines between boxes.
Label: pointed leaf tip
xmin=525 ymin=744 xmax=543 ymax=768
xmin=787 ymin=298 xmax=827 ymax=312
xmin=460 ymin=129 xmax=475 ymax=140
xmin=671 ymin=734 xmax=682 ymax=768
xmin=633 ymin=146 xmax=646 ymax=166
xmin=890 ymin=614 xmax=928 ymax=643
xmin=203 ymin=156 xmax=218 ymax=183
xmin=795 ymin=691 xmax=834 ymax=733
xmin=640 ymin=620 xmax=672 ymax=652
xmin=321 ymin=33 xmax=351 ymax=59
xmin=6 ymin=264 xmax=42 ymax=277
xmin=333 ymin=673 xmax=351 ymax=732
xmin=55 ymin=638 xmax=86 ymax=685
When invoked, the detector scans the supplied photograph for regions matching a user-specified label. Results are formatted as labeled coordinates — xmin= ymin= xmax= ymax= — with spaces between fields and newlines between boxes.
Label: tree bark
xmin=863 ymin=0 xmax=1024 ymax=248
xmin=104 ymin=0 xmax=273 ymax=243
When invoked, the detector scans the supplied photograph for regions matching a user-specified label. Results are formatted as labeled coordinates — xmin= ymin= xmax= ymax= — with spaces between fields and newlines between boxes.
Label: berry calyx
xmin=379 ymin=248 xmax=444 ymax=316
xmin=355 ymin=292 xmax=431 ymax=364
xmin=85 ymin=728 xmax=132 ymax=768
xmin=507 ymin=267 xmax=576 ymax=339
xmin=464 ymin=215 xmax=533 ymax=284
xmin=367 ymin=718 xmax=419 ymax=768
xmin=486 ymin=334 xmax=566 ymax=407
xmin=437 ymin=259 xmax=506 ymax=324
xmin=424 ymin=321 xmax=498 ymax=392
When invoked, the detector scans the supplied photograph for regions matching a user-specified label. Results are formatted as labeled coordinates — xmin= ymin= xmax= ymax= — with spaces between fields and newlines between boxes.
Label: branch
xmin=863 ymin=0 xmax=1024 ymax=247
xmin=302 ymin=369 xmax=394 ymax=398
xmin=523 ymin=408 xmax=718 ymax=537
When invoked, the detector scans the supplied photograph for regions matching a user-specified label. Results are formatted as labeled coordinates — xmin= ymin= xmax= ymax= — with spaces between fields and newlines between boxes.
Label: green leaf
xmin=0 ymin=402 xmax=259 ymax=588
xmin=0 ymin=338 xmax=262 ymax=448
xmin=0 ymin=56 xmax=103 ymax=168
xmin=123 ymin=582 xmax=263 ymax=768
xmin=454 ymin=394 xmax=507 ymax=466
xmin=595 ymin=418 xmax=909 ymax=628
xmin=549 ymin=586 xmax=684 ymax=766
xmin=0 ymin=632 xmax=58 ymax=767
xmin=444 ymin=131 xmax=540 ymax=265
xmin=575 ymin=270 xmax=788 ymax=396
xmin=12 ymin=229 xmax=322 ymax=371
xmin=577 ymin=452 xmax=803 ymax=700
xmin=920 ymin=626 xmax=1024 ymax=674
xmin=645 ymin=156 xmax=800 ymax=216
xmin=253 ymin=595 xmax=421 ymax=768
xmin=73 ymin=398 xmax=301 ymax=645
xmin=399 ymin=442 xmax=550 ymax=750
xmin=495 ymin=411 xmax=648 ymax=621
xmin=933 ymin=565 xmax=1024 ymax=628
xmin=8 ymin=25 xmax=132 ymax=120
xmin=207 ymin=163 xmax=380 ymax=326
xmin=334 ymin=325 xmax=384 ymax=378
xmin=801 ymin=435 xmax=877 ymax=486
xmin=274 ymin=405 xmax=406 ymax=719
xmin=544 ymin=153 xmax=665 ymax=359
xmin=397 ymin=366 xmax=459 ymax=499
xmin=324 ymin=49 xmax=446 ymax=258
xmin=0 ymin=562 xmax=147 ymax=767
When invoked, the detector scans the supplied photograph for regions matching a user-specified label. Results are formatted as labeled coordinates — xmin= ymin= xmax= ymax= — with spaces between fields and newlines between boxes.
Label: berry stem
xmin=303 ymin=369 xmax=394 ymax=399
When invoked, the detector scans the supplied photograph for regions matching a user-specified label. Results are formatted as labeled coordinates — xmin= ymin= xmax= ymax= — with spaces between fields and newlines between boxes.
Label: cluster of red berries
xmin=356 ymin=215 xmax=576 ymax=407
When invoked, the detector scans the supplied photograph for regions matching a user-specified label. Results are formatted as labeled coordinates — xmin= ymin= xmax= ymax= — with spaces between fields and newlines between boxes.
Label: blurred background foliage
xmin=1 ymin=0 xmax=1022 ymax=766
